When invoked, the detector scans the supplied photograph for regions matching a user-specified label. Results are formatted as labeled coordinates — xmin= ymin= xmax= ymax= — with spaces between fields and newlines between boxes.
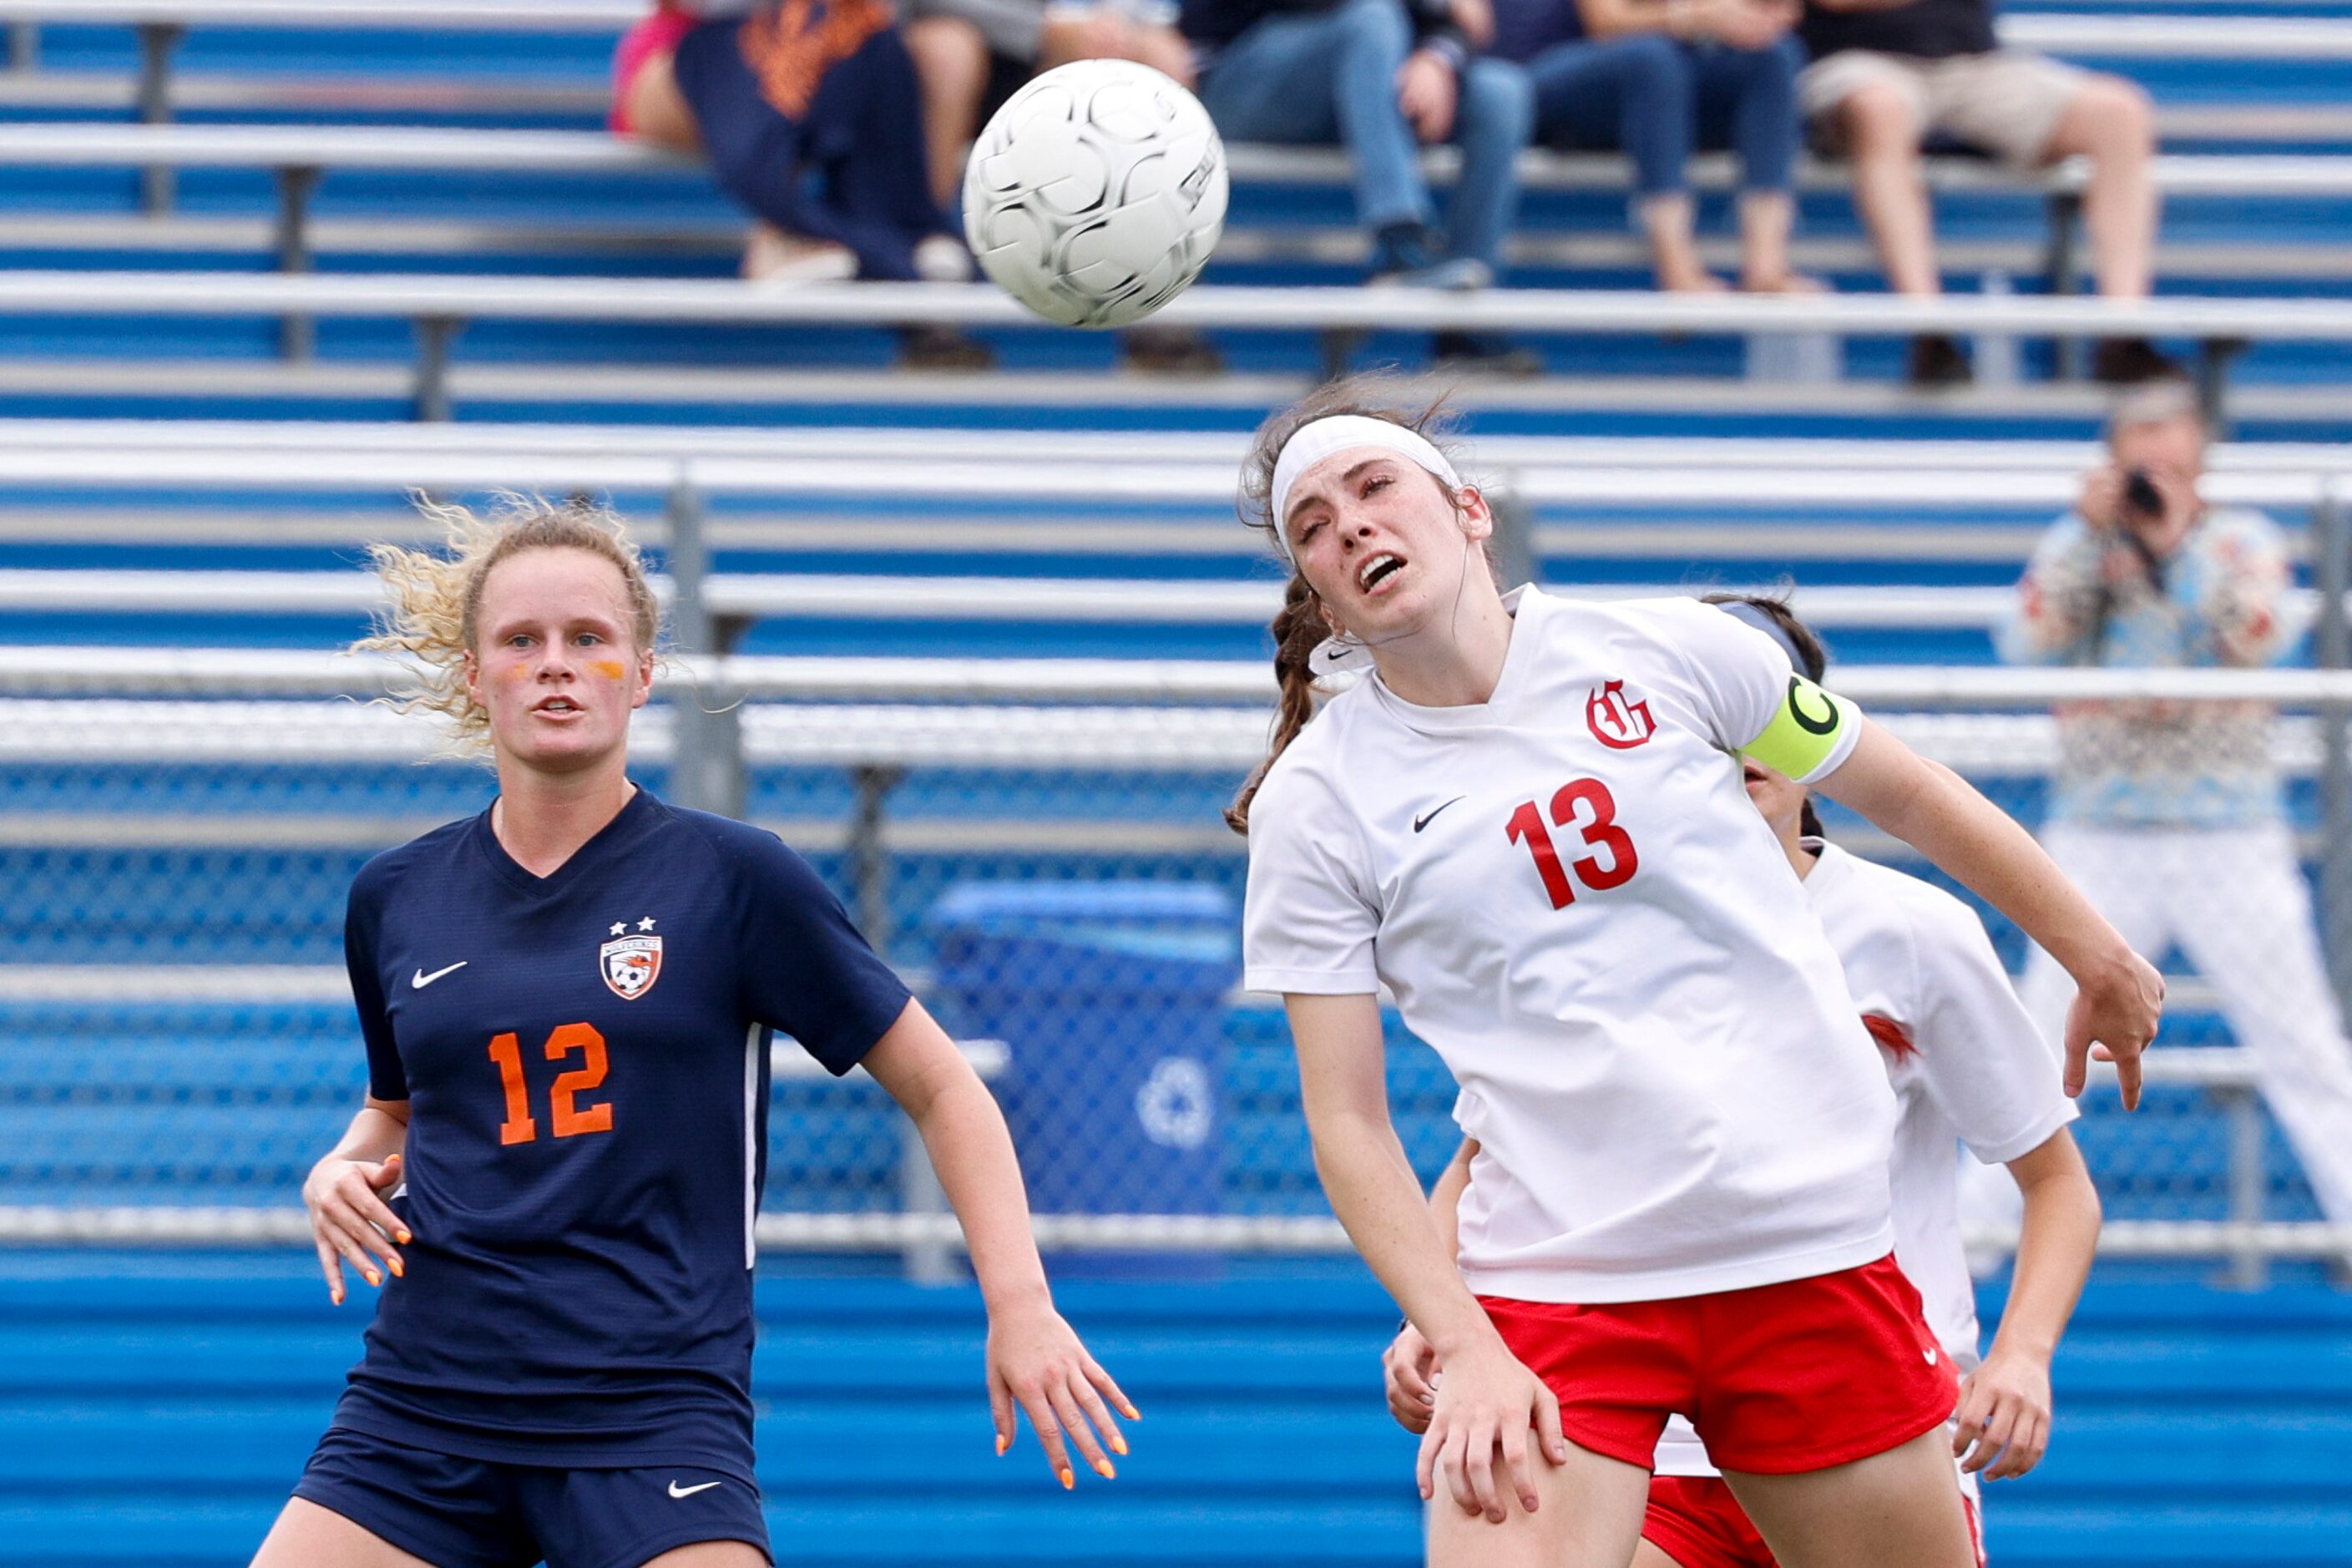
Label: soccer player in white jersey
xmin=1381 ymin=595 xmax=2105 ymax=1568
xmin=1229 ymin=377 xmax=2162 ymax=1568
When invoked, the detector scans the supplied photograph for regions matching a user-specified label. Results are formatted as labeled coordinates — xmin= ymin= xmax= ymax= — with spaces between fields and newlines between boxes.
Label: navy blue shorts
xmin=292 ymin=1425 xmax=771 ymax=1568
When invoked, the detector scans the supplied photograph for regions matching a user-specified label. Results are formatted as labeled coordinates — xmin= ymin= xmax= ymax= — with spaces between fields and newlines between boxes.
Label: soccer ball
xmin=962 ymin=58 xmax=1229 ymax=330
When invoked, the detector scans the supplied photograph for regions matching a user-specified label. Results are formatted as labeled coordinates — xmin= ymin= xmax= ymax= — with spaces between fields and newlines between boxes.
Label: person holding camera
xmin=1999 ymin=377 xmax=2352 ymax=1237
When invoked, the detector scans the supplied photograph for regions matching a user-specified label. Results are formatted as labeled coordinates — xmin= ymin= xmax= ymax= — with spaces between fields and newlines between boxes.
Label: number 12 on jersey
xmin=488 ymin=1023 xmax=614 ymax=1146
xmin=1505 ymin=778 xmax=1639 ymax=909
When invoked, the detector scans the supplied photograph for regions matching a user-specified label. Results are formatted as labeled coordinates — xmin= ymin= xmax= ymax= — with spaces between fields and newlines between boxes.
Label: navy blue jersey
xmin=331 ymin=788 xmax=912 ymax=1470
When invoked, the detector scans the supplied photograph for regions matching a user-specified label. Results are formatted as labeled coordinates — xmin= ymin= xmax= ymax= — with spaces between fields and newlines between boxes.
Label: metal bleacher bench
xmin=2 ymin=119 xmax=2347 ymax=367
xmin=0 ymin=268 xmax=2338 ymax=422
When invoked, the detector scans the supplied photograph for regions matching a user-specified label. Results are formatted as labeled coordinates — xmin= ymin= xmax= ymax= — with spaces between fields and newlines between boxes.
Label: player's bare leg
xmin=1632 ymin=1543 xmax=1683 ymax=1567
xmin=1722 ymin=1426 xmax=1975 ymax=1568
xmin=1424 ymin=1438 xmax=1650 ymax=1568
xmin=640 ymin=1542 xmax=771 ymax=1566
xmin=620 ymin=50 xmax=701 ymax=153
xmin=249 ymin=1497 xmax=436 ymax=1568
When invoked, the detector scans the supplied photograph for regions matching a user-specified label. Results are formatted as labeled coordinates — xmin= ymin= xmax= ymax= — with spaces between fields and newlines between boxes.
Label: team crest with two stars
xmin=600 ymin=916 xmax=662 ymax=1001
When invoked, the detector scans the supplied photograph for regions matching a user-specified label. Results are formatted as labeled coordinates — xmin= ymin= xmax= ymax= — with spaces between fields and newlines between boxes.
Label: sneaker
xmin=741 ymin=224 xmax=857 ymax=286
xmin=913 ymin=234 xmax=975 ymax=284
xmin=1434 ymin=331 xmax=1541 ymax=378
xmin=1906 ymin=332 xmax=1972 ymax=388
xmin=1372 ymin=256 xmax=1493 ymax=292
xmin=1367 ymin=220 xmax=1439 ymax=281
xmin=2092 ymin=335 xmax=2178 ymax=385
xmin=897 ymin=323 xmax=994 ymax=372
xmin=1120 ymin=325 xmax=1224 ymax=376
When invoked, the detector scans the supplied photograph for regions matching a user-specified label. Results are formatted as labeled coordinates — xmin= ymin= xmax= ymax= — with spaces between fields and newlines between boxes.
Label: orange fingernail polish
xmin=397 ymin=1231 xmax=412 ymax=1245
xmin=1093 ymin=1459 xmax=1115 ymax=1480
xmin=364 ymin=1271 xmax=380 ymax=1287
xmin=1120 ymin=1401 xmax=1141 ymax=1419
xmin=994 ymin=1435 xmax=1009 ymax=1456
xmin=387 ymin=1257 xmax=403 ymax=1278
xmin=1110 ymin=1434 xmax=1128 ymax=1457
xmin=1058 ymin=1467 xmax=1075 ymax=1490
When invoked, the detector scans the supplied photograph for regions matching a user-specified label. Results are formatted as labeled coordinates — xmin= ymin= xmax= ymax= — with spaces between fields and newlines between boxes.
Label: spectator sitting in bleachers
xmin=1490 ymin=0 xmax=1818 ymax=295
xmin=900 ymin=0 xmax=1223 ymax=372
xmin=612 ymin=0 xmax=990 ymax=368
xmin=1798 ymin=0 xmax=2167 ymax=386
xmin=903 ymin=0 xmax=1195 ymax=209
xmin=1181 ymin=0 xmax=1540 ymax=372
xmin=1997 ymin=377 xmax=2352 ymax=1243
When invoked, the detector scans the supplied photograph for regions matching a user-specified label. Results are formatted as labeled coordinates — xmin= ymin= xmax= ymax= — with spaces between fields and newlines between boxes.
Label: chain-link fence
xmin=5 ymin=664 xmax=2352 ymax=1282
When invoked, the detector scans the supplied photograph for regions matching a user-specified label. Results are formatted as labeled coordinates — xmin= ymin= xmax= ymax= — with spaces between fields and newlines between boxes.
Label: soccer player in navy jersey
xmin=254 ymin=502 xmax=1134 ymax=1568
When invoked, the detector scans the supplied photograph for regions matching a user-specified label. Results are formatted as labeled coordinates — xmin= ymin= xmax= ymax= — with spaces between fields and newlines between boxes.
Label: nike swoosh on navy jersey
xmin=668 ymin=1479 xmax=722 ymax=1499
xmin=1413 ymin=797 xmax=1465 ymax=833
xmin=411 ymin=961 xmax=468 ymax=989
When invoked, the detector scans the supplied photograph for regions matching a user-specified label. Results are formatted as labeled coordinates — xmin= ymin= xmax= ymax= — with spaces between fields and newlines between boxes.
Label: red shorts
xmin=1479 ymin=1253 xmax=1959 ymax=1474
xmin=1644 ymin=1477 xmax=1776 ymax=1568
xmin=1641 ymin=1476 xmax=1987 ymax=1568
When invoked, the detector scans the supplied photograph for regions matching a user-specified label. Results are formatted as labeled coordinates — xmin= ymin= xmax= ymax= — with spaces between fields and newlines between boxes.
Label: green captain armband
xmin=1740 ymin=675 xmax=1862 ymax=781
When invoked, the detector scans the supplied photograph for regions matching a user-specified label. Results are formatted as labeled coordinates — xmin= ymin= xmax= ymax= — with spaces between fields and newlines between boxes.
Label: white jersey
xmin=1244 ymin=588 xmax=1896 ymax=1302
xmin=1653 ymin=842 xmax=2080 ymax=1494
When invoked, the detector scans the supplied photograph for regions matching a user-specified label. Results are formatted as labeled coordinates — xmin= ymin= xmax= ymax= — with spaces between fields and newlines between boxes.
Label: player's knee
xmin=904 ymin=15 xmax=989 ymax=98
xmin=2076 ymin=74 xmax=2155 ymax=156
xmin=1840 ymin=80 xmax=1920 ymax=154
xmin=1334 ymin=0 xmax=1411 ymax=61
xmin=1459 ymin=59 xmax=1535 ymax=144
xmin=1614 ymin=33 xmax=1687 ymax=97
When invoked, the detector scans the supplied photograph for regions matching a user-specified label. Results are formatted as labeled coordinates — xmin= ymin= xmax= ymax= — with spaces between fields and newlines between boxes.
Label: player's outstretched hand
xmin=1384 ymin=1322 xmax=1438 ymax=1434
xmin=1952 ymin=1348 xmax=2054 ymax=1480
xmin=1416 ymin=1338 xmax=1571 ymax=1524
xmin=301 ymin=1151 xmax=408 ymax=1306
xmin=2063 ymin=945 xmax=2164 ymax=1110
xmin=986 ymin=1302 xmax=1139 ymax=1490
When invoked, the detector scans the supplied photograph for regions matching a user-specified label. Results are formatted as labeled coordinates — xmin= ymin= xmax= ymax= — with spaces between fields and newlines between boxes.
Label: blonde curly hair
xmin=354 ymin=494 xmax=661 ymax=757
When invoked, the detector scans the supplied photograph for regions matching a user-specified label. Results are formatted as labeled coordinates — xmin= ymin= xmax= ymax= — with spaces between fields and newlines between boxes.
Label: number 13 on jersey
xmin=1505 ymin=778 xmax=1639 ymax=910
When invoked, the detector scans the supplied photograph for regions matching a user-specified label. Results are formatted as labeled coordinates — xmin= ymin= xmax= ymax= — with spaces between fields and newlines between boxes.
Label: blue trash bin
xmin=928 ymin=882 xmax=1235 ymax=1277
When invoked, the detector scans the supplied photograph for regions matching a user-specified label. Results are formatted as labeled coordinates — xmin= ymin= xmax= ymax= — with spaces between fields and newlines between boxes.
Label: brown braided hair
xmin=1223 ymin=373 xmax=1473 ymax=835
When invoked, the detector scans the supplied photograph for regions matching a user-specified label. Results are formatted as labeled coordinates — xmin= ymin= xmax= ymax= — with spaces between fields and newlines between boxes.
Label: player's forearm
xmin=321 ymin=1100 xmax=407 ymax=1168
xmin=912 ymin=1074 xmax=1054 ymax=1314
xmin=1313 ymin=1112 xmax=1500 ymax=1360
xmin=1822 ymin=724 xmax=2136 ymax=980
xmin=1989 ymin=1135 xmax=2100 ymax=1364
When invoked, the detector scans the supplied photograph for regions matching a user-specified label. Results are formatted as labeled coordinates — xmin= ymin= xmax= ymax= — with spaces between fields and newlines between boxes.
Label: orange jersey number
xmin=486 ymin=1023 xmax=615 ymax=1145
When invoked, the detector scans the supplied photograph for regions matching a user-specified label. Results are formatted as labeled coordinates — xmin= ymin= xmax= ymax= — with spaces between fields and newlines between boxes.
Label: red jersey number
xmin=1505 ymin=778 xmax=1640 ymax=910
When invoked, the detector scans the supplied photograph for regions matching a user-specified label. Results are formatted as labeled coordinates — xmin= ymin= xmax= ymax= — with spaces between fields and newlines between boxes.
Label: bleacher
xmin=1 ymin=3 xmax=2349 ymax=1564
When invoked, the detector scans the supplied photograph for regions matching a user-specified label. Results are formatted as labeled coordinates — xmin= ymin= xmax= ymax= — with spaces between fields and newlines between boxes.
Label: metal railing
xmin=4 ymin=660 xmax=2352 ymax=1273
xmin=0 ymin=272 xmax=2338 ymax=421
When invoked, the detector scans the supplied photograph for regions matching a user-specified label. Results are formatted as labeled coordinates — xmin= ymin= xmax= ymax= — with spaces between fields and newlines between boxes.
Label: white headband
xmin=1267 ymin=415 xmax=1462 ymax=565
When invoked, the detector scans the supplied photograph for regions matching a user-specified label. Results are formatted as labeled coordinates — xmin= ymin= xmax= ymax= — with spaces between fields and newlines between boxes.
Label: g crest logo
xmin=600 ymin=935 xmax=662 ymax=1001
xmin=1586 ymin=680 xmax=1656 ymax=750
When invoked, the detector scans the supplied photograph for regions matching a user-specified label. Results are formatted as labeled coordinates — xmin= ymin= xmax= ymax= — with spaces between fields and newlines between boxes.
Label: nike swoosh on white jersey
xmin=411 ymin=962 xmax=468 ymax=989
xmin=668 ymin=1480 xmax=722 ymax=1499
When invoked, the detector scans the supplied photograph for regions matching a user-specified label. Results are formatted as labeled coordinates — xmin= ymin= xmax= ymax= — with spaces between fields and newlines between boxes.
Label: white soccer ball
xmin=962 ymin=58 xmax=1229 ymax=330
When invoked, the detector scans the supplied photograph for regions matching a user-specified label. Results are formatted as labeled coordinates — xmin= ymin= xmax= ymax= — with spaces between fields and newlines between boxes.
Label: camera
xmin=2123 ymin=468 xmax=2165 ymax=518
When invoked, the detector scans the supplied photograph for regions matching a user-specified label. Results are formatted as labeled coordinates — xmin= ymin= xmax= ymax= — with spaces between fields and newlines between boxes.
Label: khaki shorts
xmin=1798 ymin=48 xmax=2088 ymax=168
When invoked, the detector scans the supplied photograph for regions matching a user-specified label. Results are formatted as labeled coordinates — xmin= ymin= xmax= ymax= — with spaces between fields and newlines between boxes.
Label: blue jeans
xmin=1524 ymin=33 xmax=1802 ymax=197
xmin=1199 ymin=0 xmax=1532 ymax=273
